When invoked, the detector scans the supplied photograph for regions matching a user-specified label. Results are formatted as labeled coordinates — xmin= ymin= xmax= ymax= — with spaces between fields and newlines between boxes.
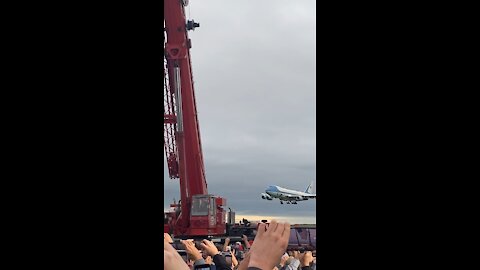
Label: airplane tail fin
xmin=305 ymin=181 xmax=314 ymax=194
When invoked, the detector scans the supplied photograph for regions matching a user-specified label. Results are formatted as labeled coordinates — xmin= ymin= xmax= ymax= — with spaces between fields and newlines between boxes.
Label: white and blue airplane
xmin=261 ymin=182 xmax=316 ymax=204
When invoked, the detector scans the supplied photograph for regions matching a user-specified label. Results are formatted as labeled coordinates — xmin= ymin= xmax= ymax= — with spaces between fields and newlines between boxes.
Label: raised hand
xmin=242 ymin=234 xmax=251 ymax=249
xmin=205 ymin=255 xmax=213 ymax=265
xmin=181 ymin=239 xmax=202 ymax=261
xmin=247 ymin=220 xmax=291 ymax=270
xmin=300 ymin=251 xmax=314 ymax=267
xmin=223 ymin=237 xmax=231 ymax=251
xmin=200 ymin=239 xmax=221 ymax=257
xmin=279 ymin=253 xmax=289 ymax=267
xmin=292 ymin=250 xmax=301 ymax=259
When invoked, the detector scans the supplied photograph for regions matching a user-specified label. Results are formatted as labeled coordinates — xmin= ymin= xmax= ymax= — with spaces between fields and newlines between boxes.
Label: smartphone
xmin=224 ymin=256 xmax=232 ymax=265
xmin=177 ymin=250 xmax=188 ymax=262
xmin=194 ymin=264 xmax=211 ymax=270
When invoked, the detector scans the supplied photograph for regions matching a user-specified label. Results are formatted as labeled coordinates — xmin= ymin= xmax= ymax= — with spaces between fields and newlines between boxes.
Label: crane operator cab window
xmin=191 ymin=196 xmax=210 ymax=216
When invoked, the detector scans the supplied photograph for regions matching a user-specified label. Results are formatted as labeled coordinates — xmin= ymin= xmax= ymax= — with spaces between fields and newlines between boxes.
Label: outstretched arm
xmin=230 ymin=249 xmax=239 ymax=268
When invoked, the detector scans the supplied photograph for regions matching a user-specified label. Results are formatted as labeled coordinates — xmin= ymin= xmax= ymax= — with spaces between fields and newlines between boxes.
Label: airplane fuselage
xmin=266 ymin=186 xmax=311 ymax=198
xmin=262 ymin=185 xmax=316 ymax=204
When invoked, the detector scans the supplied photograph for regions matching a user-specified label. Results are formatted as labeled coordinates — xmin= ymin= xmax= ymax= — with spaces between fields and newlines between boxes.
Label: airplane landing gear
xmin=280 ymin=201 xmax=283 ymax=204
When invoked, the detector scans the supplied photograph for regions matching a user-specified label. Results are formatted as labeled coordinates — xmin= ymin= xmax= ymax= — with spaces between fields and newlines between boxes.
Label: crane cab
xmin=189 ymin=194 xmax=227 ymax=236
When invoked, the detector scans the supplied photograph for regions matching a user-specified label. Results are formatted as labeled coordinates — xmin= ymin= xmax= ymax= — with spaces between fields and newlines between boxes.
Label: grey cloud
xmin=165 ymin=0 xmax=316 ymax=222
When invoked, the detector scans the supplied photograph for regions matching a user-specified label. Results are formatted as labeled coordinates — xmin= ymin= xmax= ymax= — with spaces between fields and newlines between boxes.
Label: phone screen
xmin=194 ymin=264 xmax=211 ymax=270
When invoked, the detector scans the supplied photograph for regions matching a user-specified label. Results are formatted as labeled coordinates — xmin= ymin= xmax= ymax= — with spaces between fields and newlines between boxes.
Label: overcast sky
xmin=164 ymin=0 xmax=316 ymax=224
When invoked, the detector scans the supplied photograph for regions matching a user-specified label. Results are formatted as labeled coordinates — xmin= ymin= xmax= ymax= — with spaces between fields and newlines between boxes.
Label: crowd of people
xmin=164 ymin=220 xmax=316 ymax=270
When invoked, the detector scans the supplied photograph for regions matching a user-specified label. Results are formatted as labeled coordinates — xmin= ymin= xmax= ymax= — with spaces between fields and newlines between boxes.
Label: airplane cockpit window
xmin=267 ymin=185 xmax=278 ymax=191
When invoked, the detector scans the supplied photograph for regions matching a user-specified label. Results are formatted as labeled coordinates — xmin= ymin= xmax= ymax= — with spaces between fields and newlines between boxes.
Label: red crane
xmin=164 ymin=0 xmax=227 ymax=237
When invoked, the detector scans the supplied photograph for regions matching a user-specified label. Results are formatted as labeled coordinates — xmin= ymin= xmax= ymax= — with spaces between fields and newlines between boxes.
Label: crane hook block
xmin=186 ymin=20 xmax=200 ymax=31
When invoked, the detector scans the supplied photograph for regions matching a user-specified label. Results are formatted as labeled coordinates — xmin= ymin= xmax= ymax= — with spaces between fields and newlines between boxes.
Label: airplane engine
xmin=261 ymin=193 xmax=272 ymax=200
